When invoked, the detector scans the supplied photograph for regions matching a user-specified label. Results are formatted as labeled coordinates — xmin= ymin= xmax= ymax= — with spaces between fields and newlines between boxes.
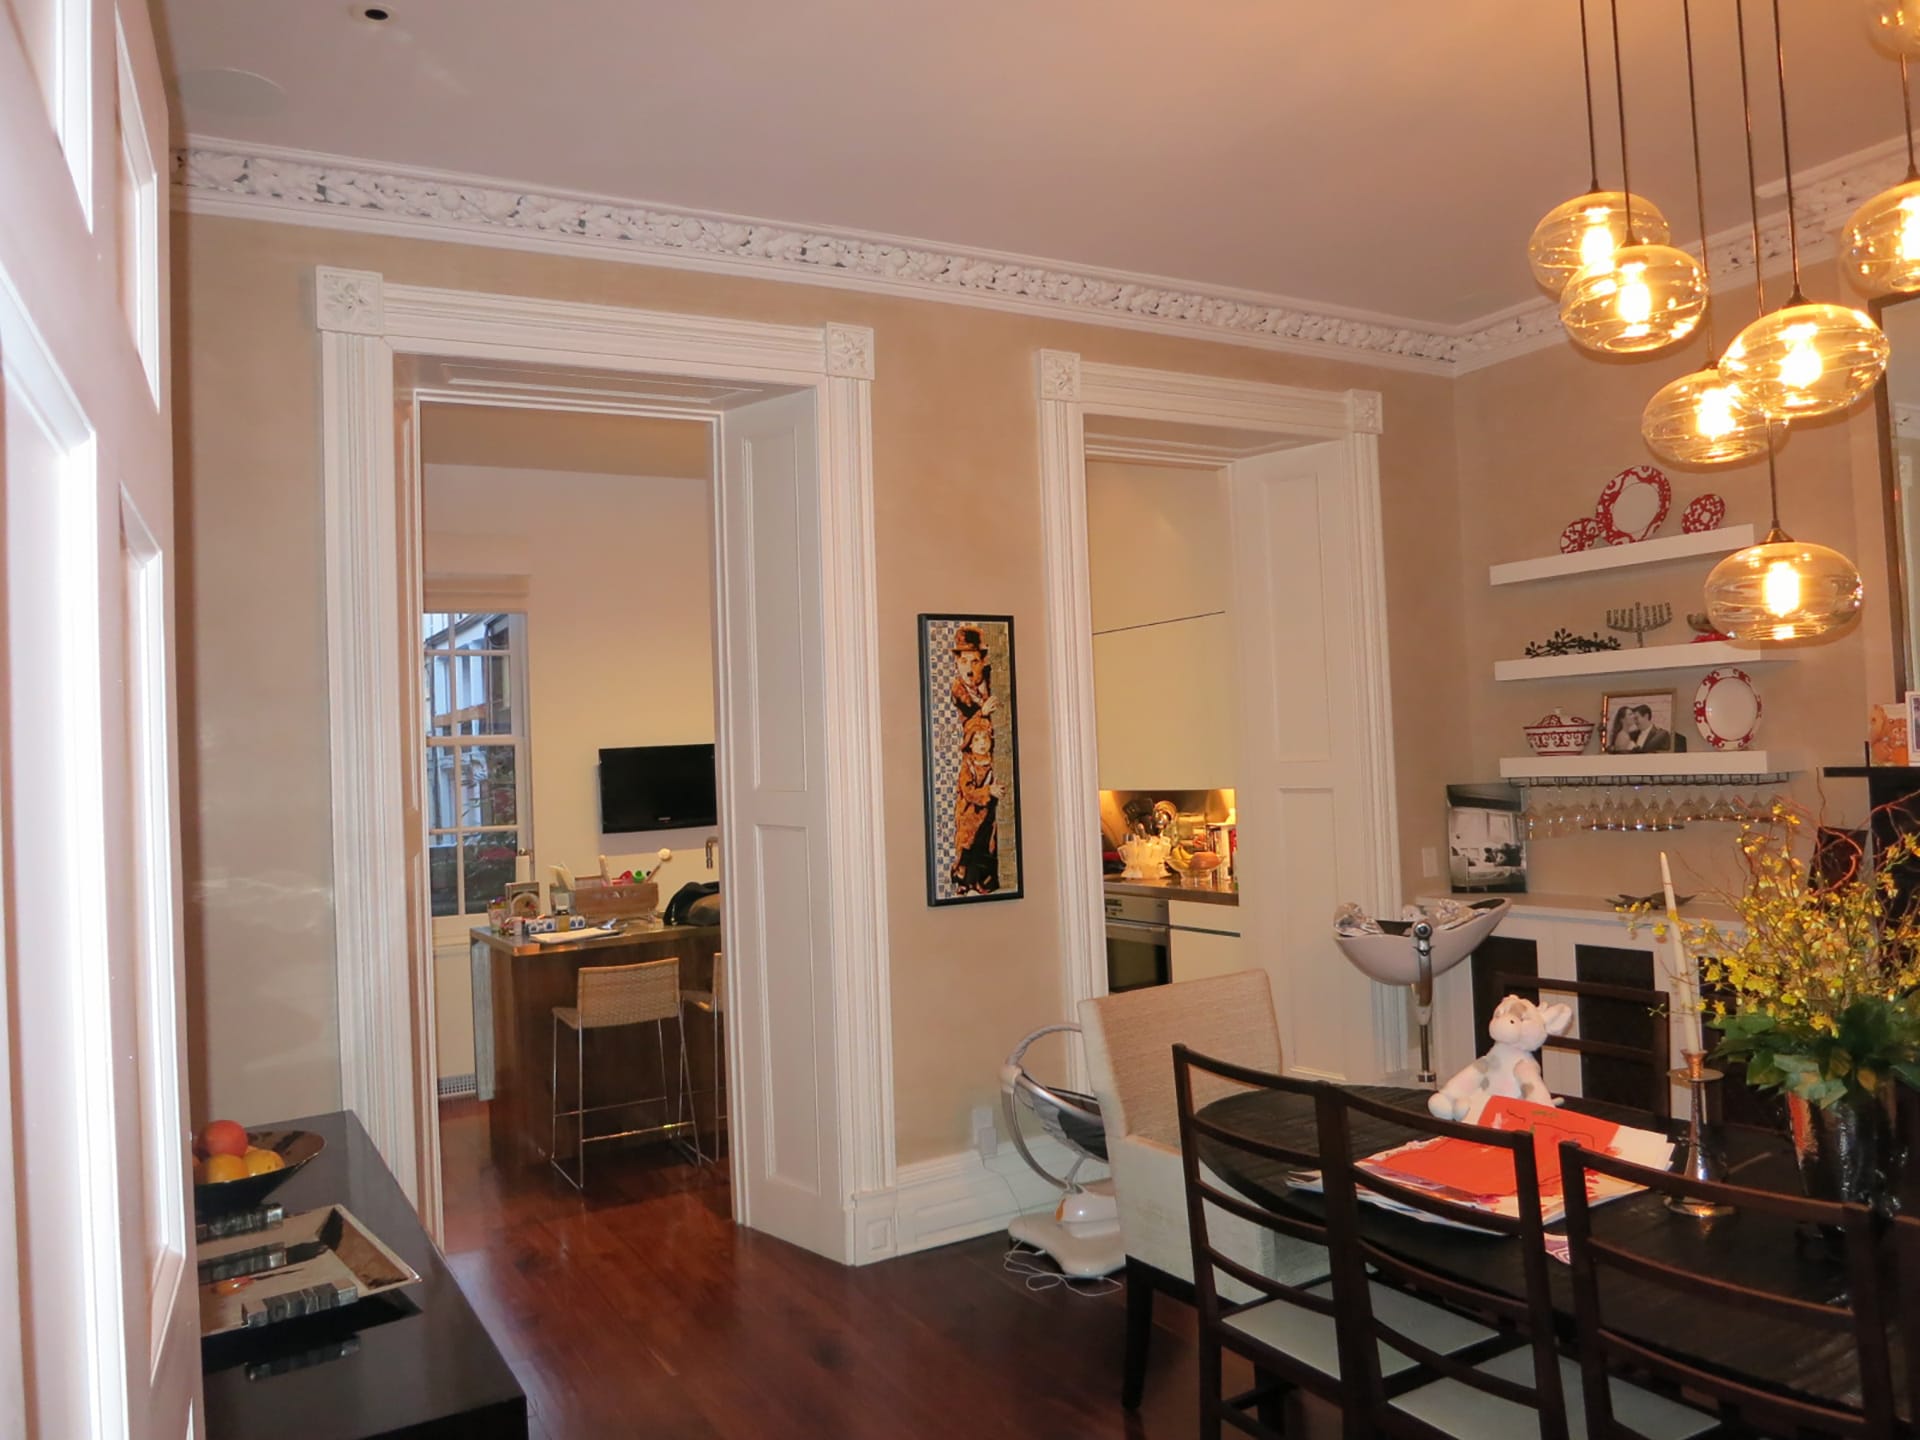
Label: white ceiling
xmin=157 ymin=1 xmax=1909 ymax=328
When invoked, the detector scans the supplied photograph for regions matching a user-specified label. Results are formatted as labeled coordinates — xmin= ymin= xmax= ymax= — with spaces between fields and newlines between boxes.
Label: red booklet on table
xmin=1362 ymin=1097 xmax=1621 ymax=1200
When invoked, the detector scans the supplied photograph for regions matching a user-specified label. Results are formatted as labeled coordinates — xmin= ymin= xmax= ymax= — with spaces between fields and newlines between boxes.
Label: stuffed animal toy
xmin=1427 ymin=993 xmax=1574 ymax=1121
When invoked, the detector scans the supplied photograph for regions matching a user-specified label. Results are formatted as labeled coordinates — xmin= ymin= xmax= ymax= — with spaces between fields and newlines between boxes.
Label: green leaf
xmin=1893 ymin=1061 xmax=1920 ymax=1092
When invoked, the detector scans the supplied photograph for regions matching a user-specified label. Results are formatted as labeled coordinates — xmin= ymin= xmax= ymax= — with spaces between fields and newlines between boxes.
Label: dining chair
xmin=1173 ymin=1046 xmax=1501 ymax=1440
xmin=1564 ymin=1143 xmax=1895 ymax=1439
xmin=1488 ymin=970 xmax=1672 ymax=1123
xmin=1079 ymin=971 xmax=1328 ymax=1410
xmin=550 ymin=955 xmax=698 ymax=1191
xmin=1319 ymin=1090 xmax=1717 ymax=1440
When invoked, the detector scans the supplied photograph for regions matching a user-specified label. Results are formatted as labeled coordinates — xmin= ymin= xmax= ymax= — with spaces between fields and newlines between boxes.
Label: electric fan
xmin=999 ymin=1024 xmax=1124 ymax=1278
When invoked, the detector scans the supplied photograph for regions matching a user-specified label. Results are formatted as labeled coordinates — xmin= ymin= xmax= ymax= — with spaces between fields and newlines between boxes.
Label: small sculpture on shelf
xmin=1686 ymin=611 xmax=1731 ymax=644
xmin=1606 ymin=601 xmax=1672 ymax=649
xmin=1522 ymin=627 xmax=1622 ymax=658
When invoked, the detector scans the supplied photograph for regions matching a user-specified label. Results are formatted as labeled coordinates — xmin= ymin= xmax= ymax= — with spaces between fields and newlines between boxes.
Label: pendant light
xmin=1559 ymin=0 xmax=1706 ymax=355
xmin=1867 ymin=3 xmax=1920 ymax=58
xmin=1527 ymin=0 xmax=1671 ymax=296
xmin=1704 ymin=455 xmax=1864 ymax=640
xmin=1642 ymin=0 xmax=1771 ymax=465
xmin=1721 ymin=0 xmax=1890 ymax=417
xmin=1844 ymin=55 xmax=1920 ymax=295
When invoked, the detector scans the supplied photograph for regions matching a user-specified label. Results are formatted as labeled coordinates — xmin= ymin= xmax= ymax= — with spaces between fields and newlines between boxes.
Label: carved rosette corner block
xmin=825 ymin=324 xmax=875 ymax=380
xmin=315 ymin=268 xmax=386 ymax=335
xmin=1038 ymin=351 xmax=1082 ymax=401
xmin=1347 ymin=390 xmax=1384 ymax=435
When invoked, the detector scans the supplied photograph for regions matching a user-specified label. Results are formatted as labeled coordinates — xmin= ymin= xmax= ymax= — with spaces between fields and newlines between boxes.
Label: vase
xmin=1785 ymin=1090 xmax=1904 ymax=1216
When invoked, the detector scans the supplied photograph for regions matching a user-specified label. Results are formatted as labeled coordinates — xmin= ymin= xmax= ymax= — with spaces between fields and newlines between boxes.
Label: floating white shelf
xmin=1493 ymin=639 xmax=1789 ymax=682
xmin=1488 ymin=525 xmax=1756 ymax=586
xmin=1498 ymin=749 xmax=1799 ymax=782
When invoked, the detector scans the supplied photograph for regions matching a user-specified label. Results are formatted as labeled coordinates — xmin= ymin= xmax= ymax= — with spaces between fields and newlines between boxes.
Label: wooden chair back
xmin=1561 ymin=1144 xmax=1895 ymax=1438
xmin=1318 ymin=1088 xmax=1570 ymax=1440
xmin=1488 ymin=971 xmax=1671 ymax=1123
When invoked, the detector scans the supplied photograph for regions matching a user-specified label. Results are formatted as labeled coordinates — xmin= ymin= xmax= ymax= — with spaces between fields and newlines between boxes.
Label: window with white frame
xmin=422 ymin=611 xmax=531 ymax=917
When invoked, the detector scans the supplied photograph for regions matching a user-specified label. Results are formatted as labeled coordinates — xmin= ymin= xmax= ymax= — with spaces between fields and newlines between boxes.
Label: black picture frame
xmin=917 ymin=613 xmax=1025 ymax=906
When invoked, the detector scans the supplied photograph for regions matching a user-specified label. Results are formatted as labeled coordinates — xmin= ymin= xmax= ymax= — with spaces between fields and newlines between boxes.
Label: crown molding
xmin=172 ymin=132 xmax=1914 ymax=379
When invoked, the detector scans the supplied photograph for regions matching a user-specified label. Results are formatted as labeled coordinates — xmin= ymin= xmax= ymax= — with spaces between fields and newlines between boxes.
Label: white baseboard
xmin=848 ymin=1133 xmax=1110 ymax=1265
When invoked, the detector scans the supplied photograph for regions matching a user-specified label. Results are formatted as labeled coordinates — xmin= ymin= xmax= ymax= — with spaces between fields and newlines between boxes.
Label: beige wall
xmin=1453 ymin=252 xmax=1898 ymax=901
xmin=172 ymin=211 xmax=1469 ymax=1159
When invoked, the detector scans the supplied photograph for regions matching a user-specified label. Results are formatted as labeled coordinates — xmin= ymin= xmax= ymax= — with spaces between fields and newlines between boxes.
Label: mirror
xmin=1877 ymin=295 xmax=1920 ymax=694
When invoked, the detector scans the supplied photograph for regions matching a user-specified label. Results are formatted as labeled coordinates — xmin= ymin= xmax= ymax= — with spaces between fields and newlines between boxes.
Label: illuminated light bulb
xmin=1560 ymin=243 xmax=1706 ymax=355
xmin=1642 ymin=367 xmax=1772 ymax=467
xmin=1721 ymin=303 xmax=1889 ymax=420
xmin=1527 ymin=191 xmax=1671 ymax=297
xmin=1704 ymin=529 xmax=1863 ymax=641
xmin=1845 ymin=177 xmax=1920 ymax=295
xmin=1866 ymin=2 xmax=1920 ymax=57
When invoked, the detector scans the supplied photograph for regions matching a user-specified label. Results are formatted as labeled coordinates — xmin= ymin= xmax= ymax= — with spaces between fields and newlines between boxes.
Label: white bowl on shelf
xmin=1523 ymin=711 xmax=1595 ymax=757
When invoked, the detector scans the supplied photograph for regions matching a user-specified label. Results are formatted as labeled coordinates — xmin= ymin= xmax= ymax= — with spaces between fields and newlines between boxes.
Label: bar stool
xmin=681 ymin=954 xmax=727 ymax=1165
xmin=550 ymin=956 xmax=697 ymax=1191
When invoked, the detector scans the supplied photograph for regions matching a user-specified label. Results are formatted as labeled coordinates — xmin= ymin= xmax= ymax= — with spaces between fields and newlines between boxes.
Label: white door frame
xmin=314 ymin=268 xmax=894 ymax=1260
xmin=1034 ymin=352 xmax=1408 ymax=1074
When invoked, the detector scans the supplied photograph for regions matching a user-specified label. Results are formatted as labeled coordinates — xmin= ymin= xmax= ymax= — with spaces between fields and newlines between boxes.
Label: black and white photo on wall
xmin=918 ymin=614 xmax=1024 ymax=905
xmin=1600 ymin=690 xmax=1683 ymax=755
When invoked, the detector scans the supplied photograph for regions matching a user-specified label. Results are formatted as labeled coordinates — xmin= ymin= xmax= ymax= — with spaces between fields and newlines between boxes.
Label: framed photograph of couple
xmin=1600 ymin=690 xmax=1681 ymax=755
xmin=917 ymin=614 xmax=1025 ymax=906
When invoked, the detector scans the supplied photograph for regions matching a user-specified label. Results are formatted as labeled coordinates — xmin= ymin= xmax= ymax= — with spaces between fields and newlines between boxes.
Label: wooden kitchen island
xmin=471 ymin=922 xmax=722 ymax=1168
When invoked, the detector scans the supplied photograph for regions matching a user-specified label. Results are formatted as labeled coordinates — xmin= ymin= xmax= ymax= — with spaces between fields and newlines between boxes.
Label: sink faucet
xmin=705 ymin=835 xmax=720 ymax=871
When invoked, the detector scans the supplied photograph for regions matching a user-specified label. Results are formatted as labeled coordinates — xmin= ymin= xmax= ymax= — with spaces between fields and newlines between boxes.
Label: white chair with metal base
xmin=681 ymin=954 xmax=727 ymax=1165
xmin=550 ymin=956 xmax=697 ymax=1191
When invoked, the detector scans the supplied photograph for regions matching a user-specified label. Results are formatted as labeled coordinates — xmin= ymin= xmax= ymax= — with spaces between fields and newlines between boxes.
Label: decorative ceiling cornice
xmin=172 ymin=135 xmax=1913 ymax=378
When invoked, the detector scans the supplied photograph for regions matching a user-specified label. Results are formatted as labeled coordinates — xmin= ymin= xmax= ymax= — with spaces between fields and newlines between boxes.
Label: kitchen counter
xmin=1103 ymin=875 xmax=1238 ymax=907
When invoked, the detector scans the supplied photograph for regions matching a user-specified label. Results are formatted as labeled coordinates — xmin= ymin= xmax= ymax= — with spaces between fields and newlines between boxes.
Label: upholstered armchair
xmin=1078 ymin=970 xmax=1328 ymax=1410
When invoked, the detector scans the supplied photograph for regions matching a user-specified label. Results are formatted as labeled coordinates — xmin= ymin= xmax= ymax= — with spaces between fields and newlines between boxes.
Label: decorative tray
xmin=198 ymin=1204 xmax=420 ymax=1338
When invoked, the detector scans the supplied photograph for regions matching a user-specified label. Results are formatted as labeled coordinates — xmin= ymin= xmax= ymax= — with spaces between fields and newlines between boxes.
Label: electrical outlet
xmin=971 ymin=1104 xmax=999 ymax=1160
xmin=1421 ymin=846 xmax=1439 ymax=879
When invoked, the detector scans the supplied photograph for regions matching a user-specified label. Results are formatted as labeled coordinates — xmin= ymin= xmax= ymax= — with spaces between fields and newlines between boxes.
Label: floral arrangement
xmin=1633 ymin=804 xmax=1920 ymax=1110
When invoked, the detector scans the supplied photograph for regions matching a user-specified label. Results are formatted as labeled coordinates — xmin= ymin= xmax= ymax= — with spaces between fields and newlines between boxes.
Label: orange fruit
xmin=201 ymin=1153 xmax=248 ymax=1184
xmin=242 ymin=1147 xmax=285 ymax=1177
xmin=199 ymin=1120 xmax=249 ymax=1159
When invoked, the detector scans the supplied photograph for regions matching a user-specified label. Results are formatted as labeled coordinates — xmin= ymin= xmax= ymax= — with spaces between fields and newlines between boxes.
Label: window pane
xmin=454 ymin=651 xmax=515 ymax=735
xmin=426 ymin=746 xmax=460 ymax=830
xmin=422 ymin=612 xmax=452 ymax=648
xmin=464 ymin=831 xmax=519 ymax=912
xmin=425 ymin=653 xmax=455 ymax=735
xmin=429 ymin=836 xmax=459 ymax=916
xmin=459 ymin=745 xmax=518 ymax=827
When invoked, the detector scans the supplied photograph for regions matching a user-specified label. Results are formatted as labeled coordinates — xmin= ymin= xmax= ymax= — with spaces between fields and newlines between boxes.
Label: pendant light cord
xmin=1765 ymin=448 xmax=1783 ymax=535
xmin=1768 ymin=0 xmax=1805 ymax=304
xmin=1736 ymin=0 xmax=1768 ymax=319
xmin=1609 ymin=0 xmax=1637 ymax=243
xmin=1681 ymin=0 xmax=1715 ymax=357
xmin=1905 ymin=55 xmax=1917 ymax=182
xmin=1579 ymin=0 xmax=1600 ymax=192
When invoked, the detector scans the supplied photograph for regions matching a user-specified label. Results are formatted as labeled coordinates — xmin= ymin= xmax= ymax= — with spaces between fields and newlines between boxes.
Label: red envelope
xmin=1362 ymin=1097 xmax=1621 ymax=1200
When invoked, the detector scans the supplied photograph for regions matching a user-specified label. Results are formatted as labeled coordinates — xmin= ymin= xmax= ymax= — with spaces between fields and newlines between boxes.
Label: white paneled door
xmin=1229 ymin=441 xmax=1396 ymax=1085
xmin=1 ymin=1 xmax=198 ymax=1437
xmin=714 ymin=390 xmax=846 ymax=1258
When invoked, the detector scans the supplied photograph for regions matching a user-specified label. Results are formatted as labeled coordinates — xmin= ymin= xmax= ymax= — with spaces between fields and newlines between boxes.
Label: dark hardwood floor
xmin=438 ymin=1098 xmax=1260 ymax=1439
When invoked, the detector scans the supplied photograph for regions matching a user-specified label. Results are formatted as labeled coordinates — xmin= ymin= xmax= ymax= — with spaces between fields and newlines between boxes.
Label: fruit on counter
xmin=1188 ymin=851 xmax=1225 ymax=872
xmin=1166 ymin=843 xmax=1193 ymax=873
xmin=197 ymin=1119 xmax=249 ymax=1159
xmin=199 ymin=1153 xmax=248 ymax=1185
xmin=243 ymin=1146 xmax=286 ymax=1177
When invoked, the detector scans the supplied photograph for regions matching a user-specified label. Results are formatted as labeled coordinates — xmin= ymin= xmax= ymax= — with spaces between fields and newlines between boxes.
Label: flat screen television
xmin=598 ymin=744 xmax=718 ymax=833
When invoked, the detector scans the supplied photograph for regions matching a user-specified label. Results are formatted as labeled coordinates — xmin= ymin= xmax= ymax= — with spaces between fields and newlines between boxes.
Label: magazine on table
xmin=1289 ymin=1096 xmax=1673 ymax=1231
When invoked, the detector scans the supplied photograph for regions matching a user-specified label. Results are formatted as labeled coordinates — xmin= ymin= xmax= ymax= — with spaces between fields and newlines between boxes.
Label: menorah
xmin=1606 ymin=601 xmax=1673 ymax=648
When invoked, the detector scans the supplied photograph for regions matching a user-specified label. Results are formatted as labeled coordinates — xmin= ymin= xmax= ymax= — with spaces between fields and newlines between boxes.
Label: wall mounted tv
xmin=598 ymin=744 xmax=718 ymax=833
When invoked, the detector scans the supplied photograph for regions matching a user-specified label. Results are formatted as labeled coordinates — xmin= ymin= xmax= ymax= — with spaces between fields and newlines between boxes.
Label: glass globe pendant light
xmin=1722 ymin=1 xmax=1891 ymax=418
xmin=1844 ymin=56 xmax=1920 ymax=295
xmin=1641 ymin=0 xmax=1771 ymax=465
xmin=1560 ymin=0 xmax=1705 ymax=355
xmin=1526 ymin=0 xmax=1671 ymax=296
xmin=1704 ymin=457 xmax=1863 ymax=641
xmin=1866 ymin=2 xmax=1920 ymax=58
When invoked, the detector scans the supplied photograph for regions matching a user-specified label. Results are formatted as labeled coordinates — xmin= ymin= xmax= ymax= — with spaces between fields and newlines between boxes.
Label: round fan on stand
xmin=999 ymin=1025 xmax=1124 ymax=1278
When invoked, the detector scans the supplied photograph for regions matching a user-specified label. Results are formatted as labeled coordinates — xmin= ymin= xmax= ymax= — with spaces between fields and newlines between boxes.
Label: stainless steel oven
xmin=1105 ymin=891 xmax=1171 ymax=992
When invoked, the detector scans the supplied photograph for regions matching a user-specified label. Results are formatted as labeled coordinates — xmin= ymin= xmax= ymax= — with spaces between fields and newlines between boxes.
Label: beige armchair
xmin=1079 ymin=970 xmax=1328 ymax=1410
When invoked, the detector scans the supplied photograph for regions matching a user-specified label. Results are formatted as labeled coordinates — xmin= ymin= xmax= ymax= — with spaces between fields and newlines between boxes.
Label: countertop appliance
xmin=1105 ymin=891 xmax=1170 ymax=992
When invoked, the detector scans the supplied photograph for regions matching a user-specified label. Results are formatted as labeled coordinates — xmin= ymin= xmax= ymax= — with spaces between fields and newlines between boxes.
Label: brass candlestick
xmin=1666 ymin=1050 xmax=1735 ymax=1218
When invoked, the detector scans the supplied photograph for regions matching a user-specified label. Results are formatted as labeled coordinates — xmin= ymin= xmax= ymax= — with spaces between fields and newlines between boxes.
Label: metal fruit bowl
xmin=192 ymin=1128 xmax=324 ymax=1217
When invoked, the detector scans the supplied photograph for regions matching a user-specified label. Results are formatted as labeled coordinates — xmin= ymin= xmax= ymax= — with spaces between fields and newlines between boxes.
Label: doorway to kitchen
xmin=1037 ymin=356 xmax=1406 ymax=1084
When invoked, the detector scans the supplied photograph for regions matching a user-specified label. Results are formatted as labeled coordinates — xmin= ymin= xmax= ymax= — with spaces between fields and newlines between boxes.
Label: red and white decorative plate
xmin=1559 ymin=516 xmax=1606 ymax=553
xmin=1595 ymin=464 xmax=1671 ymax=544
xmin=1681 ymin=493 xmax=1726 ymax=534
xmin=1692 ymin=667 xmax=1761 ymax=751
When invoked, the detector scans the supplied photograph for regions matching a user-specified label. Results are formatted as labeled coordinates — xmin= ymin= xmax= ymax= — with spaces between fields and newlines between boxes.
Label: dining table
xmin=1195 ymin=1085 xmax=1906 ymax=1421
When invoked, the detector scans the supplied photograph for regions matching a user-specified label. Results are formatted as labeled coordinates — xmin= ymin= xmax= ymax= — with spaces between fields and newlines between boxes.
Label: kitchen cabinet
xmin=1168 ymin=899 xmax=1242 ymax=983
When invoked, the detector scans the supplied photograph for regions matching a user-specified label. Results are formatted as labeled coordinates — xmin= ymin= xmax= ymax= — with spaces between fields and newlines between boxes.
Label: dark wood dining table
xmin=1196 ymin=1085 xmax=1903 ymax=1419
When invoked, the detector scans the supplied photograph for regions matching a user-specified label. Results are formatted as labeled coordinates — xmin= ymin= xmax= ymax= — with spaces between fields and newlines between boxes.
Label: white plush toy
xmin=1427 ymin=993 xmax=1574 ymax=1121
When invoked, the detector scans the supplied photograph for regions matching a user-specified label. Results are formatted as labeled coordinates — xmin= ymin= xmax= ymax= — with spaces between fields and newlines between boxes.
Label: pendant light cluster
xmin=1529 ymin=0 xmax=1889 ymax=643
